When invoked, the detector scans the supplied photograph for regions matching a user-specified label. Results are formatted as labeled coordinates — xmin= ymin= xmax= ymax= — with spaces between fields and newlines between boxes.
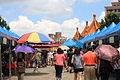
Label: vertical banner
xmin=109 ymin=37 xmax=114 ymax=43
xmin=91 ymin=42 xmax=93 ymax=46
xmin=12 ymin=40 xmax=15 ymax=46
xmin=3 ymin=37 xmax=7 ymax=44
xmin=99 ymin=40 xmax=102 ymax=45
xmin=0 ymin=37 xmax=2 ymax=80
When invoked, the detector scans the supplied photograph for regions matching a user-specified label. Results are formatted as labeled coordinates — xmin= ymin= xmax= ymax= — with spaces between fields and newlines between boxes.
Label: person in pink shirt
xmin=54 ymin=48 xmax=66 ymax=80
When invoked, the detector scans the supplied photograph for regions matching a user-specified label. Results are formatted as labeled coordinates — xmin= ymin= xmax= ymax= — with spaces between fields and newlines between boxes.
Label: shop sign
xmin=3 ymin=38 xmax=7 ymax=44
xmin=109 ymin=37 xmax=114 ymax=43
xmin=99 ymin=40 xmax=102 ymax=45
xmin=12 ymin=40 xmax=15 ymax=46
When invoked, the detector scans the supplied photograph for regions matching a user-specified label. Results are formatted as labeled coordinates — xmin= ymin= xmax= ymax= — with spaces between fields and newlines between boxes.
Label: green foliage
xmin=100 ymin=13 xmax=120 ymax=30
xmin=0 ymin=16 xmax=10 ymax=30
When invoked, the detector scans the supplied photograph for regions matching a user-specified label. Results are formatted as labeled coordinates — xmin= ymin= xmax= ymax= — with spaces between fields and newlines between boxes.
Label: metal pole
xmin=0 ymin=38 xmax=2 ymax=80
xmin=9 ymin=40 xmax=12 ymax=80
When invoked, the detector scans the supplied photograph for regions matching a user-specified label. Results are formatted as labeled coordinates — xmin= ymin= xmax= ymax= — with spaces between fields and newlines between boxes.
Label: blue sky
xmin=0 ymin=0 xmax=118 ymax=38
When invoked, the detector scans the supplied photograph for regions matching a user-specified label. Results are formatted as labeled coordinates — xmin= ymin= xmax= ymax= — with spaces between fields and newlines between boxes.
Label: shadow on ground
xmin=25 ymin=72 xmax=49 ymax=76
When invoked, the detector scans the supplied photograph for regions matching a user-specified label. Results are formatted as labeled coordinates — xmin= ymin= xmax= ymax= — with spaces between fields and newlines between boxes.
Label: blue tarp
xmin=0 ymin=26 xmax=20 ymax=39
xmin=80 ymin=26 xmax=107 ymax=42
xmin=96 ymin=22 xmax=116 ymax=38
xmin=61 ymin=38 xmax=76 ymax=47
xmin=91 ymin=29 xmax=100 ymax=40
xmin=80 ymin=22 xmax=120 ymax=43
xmin=110 ymin=22 xmax=120 ymax=34
xmin=61 ymin=38 xmax=83 ymax=48
xmin=0 ymin=27 xmax=7 ymax=34
xmin=3 ymin=27 xmax=20 ymax=39
xmin=80 ymin=35 xmax=90 ymax=43
xmin=84 ymin=32 xmax=95 ymax=41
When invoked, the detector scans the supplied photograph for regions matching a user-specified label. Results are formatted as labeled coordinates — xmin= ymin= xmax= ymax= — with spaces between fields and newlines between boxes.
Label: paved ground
xmin=3 ymin=66 xmax=116 ymax=80
xmin=4 ymin=66 xmax=74 ymax=80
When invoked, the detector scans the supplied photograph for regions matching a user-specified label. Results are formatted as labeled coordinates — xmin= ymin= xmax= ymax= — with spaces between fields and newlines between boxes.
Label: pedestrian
xmin=114 ymin=57 xmax=120 ymax=80
xmin=79 ymin=48 xmax=84 ymax=55
xmin=32 ymin=50 xmax=41 ymax=72
xmin=41 ymin=50 xmax=48 ymax=67
xmin=17 ymin=52 xmax=25 ymax=80
xmin=66 ymin=48 xmax=74 ymax=73
xmin=54 ymin=48 xmax=66 ymax=80
xmin=71 ymin=48 xmax=84 ymax=80
xmin=82 ymin=46 xmax=98 ymax=80
xmin=47 ymin=51 xmax=53 ymax=66
xmin=99 ymin=59 xmax=113 ymax=80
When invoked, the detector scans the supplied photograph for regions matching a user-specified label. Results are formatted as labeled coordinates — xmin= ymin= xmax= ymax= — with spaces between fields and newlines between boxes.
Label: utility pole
xmin=0 ymin=37 xmax=2 ymax=80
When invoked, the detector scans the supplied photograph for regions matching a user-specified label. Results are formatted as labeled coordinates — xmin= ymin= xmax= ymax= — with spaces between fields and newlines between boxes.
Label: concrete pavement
xmin=3 ymin=66 xmax=116 ymax=80
xmin=5 ymin=66 xmax=74 ymax=80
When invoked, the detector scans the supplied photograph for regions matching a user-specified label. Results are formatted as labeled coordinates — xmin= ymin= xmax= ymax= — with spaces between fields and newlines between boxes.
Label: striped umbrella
xmin=17 ymin=32 xmax=55 ymax=43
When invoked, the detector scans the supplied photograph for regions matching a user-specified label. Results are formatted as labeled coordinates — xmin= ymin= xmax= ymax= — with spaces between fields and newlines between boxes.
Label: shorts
xmin=74 ymin=68 xmax=83 ymax=73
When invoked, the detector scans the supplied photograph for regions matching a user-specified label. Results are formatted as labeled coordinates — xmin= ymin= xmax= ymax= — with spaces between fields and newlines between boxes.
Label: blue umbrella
xmin=13 ymin=46 xmax=35 ymax=53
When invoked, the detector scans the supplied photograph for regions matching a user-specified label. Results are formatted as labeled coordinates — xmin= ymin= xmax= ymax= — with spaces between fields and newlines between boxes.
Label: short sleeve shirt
xmin=54 ymin=53 xmax=66 ymax=66
xmin=82 ymin=51 xmax=97 ymax=65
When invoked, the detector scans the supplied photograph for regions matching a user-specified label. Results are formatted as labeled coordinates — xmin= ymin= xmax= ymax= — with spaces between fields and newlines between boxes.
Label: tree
xmin=100 ymin=13 xmax=120 ymax=30
xmin=0 ymin=16 xmax=10 ymax=30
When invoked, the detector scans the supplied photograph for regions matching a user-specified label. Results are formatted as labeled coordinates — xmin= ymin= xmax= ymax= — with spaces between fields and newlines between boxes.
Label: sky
xmin=0 ymin=0 xmax=118 ymax=38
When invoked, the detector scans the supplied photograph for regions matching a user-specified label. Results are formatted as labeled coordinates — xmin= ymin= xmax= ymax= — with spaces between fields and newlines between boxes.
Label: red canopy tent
xmin=31 ymin=44 xmax=60 ymax=48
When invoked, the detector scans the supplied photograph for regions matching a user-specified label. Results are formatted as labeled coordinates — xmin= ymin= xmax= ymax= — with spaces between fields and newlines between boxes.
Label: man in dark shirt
xmin=66 ymin=48 xmax=74 ymax=73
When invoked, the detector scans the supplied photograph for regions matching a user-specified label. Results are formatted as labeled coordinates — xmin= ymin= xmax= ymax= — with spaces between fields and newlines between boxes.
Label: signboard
xmin=86 ymin=43 xmax=88 ymax=47
xmin=3 ymin=38 xmax=7 ymax=44
xmin=12 ymin=40 xmax=15 ymax=46
xmin=99 ymin=40 xmax=102 ymax=45
xmin=109 ymin=37 xmax=114 ymax=43
xmin=91 ymin=42 xmax=93 ymax=46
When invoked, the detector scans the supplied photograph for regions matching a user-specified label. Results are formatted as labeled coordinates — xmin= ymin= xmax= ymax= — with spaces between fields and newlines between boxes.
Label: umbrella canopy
xmin=95 ymin=45 xmax=119 ymax=62
xmin=13 ymin=46 xmax=35 ymax=53
xmin=17 ymin=32 xmax=55 ymax=43
xmin=59 ymin=46 xmax=69 ymax=50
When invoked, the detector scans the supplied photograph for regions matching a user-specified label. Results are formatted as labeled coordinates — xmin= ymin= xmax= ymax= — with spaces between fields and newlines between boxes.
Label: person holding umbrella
xmin=17 ymin=52 xmax=25 ymax=80
xmin=114 ymin=58 xmax=120 ymax=80
xmin=13 ymin=45 xmax=35 ymax=80
xmin=95 ymin=45 xmax=119 ymax=80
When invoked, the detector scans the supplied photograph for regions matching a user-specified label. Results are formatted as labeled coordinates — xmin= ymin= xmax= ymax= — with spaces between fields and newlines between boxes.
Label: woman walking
xmin=72 ymin=49 xmax=84 ymax=80
xmin=54 ymin=48 xmax=66 ymax=80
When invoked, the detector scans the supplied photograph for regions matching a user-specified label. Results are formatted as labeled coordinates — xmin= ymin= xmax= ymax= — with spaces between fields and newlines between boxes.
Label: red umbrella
xmin=95 ymin=45 xmax=119 ymax=62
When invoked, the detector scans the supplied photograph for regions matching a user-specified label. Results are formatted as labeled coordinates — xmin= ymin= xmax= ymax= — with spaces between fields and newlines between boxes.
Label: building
xmin=55 ymin=32 xmax=61 ymax=38
xmin=48 ymin=34 xmax=55 ymax=39
xmin=48 ymin=32 xmax=67 ymax=44
xmin=105 ymin=0 xmax=120 ymax=16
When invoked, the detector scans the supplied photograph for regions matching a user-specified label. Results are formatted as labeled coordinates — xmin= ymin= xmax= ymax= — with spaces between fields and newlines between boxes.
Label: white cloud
xmin=9 ymin=16 xmax=84 ymax=38
xmin=23 ymin=0 xmax=75 ymax=18
xmin=0 ymin=0 xmax=24 ymax=5
xmin=9 ymin=16 xmax=61 ymax=36
xmin=0 ymin=0 xmax=76 ymax=18
xmin=9 ymin=10 xmax=104 ymax=38
xmin=81 ymin=0 xmax=102 ymax=3
xmin=98 ymin=11 xmax=105 ymax=22
xmin=110 ymin=0 xmax=118 ymax=2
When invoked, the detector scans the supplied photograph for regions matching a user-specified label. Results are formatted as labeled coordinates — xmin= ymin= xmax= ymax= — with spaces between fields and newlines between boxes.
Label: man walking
xmin=82 ymin=46 xmax=97 ymax=80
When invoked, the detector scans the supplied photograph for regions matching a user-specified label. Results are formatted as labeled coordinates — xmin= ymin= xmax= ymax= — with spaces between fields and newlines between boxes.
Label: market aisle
xmin=9 ymin=66 xmax=74 ymax=80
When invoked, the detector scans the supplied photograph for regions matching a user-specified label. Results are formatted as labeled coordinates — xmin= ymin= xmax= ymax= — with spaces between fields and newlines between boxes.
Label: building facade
xmin=105 ymin=0 xmax=120 ymax=16
xmin=48 ymin=32 xmax=67 ymax=44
